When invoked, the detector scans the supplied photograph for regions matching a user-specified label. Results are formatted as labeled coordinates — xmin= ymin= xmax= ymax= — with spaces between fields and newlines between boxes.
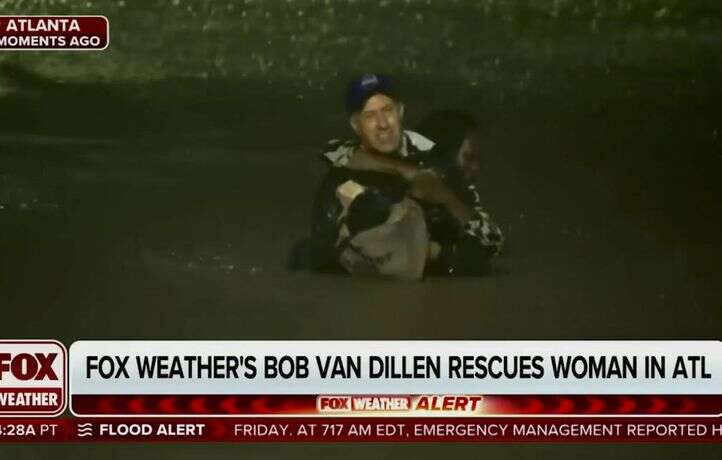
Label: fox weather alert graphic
xmin=0 ymin=340 xmax=67 ymax=417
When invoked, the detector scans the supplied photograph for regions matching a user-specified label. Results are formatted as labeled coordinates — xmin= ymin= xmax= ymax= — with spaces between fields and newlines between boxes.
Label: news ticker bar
xmin=1 ymin=418 xmax=721 ymax=442
xmin=0 ymin=16 xmax=108 ymax=50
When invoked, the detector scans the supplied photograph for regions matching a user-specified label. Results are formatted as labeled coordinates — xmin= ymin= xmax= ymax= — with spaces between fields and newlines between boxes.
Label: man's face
xmin=351 ymin=94 xmax=404 ymax=154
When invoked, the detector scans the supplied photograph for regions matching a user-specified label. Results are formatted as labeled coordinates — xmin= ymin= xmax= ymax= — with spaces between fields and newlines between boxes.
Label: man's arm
xmin=346 ymin=152 xmax=483 ymax=233
xmin=322 ymin=139 xmax=502 ymax=251
xmin=346 ymin=149 xmax=503 ymax=253
xmin=344 ymin=147 xmax=420 ymax=181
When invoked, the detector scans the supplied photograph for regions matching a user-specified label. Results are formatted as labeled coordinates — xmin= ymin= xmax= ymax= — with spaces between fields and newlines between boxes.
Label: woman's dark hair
xmin=415 ymin=110 xmax=478 ymax=163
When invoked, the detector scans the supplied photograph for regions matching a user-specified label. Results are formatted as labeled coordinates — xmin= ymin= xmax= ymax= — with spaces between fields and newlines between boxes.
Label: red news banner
xmin=2 ymin=340 xmax=722 ymax=442
xmin=0 ymin=16 xmax=108 ymax=50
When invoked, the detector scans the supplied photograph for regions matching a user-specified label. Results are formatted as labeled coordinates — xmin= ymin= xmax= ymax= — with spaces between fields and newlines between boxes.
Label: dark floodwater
xmin=1 ymin=71 xmax=720 ymax=343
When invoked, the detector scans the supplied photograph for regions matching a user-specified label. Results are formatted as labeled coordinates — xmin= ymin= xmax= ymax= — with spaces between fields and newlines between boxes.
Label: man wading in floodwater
xmin=292 ymin=74 xmax=503 ymax=279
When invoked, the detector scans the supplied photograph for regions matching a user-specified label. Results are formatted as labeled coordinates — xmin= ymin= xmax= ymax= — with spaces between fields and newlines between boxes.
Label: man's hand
xmin=409 ymin=170 xmax=474 ymax=225
xmin=408 ymin=169 xmax=452 ymax=204
xmin=345 ymin=148 xmax=474 ymax=225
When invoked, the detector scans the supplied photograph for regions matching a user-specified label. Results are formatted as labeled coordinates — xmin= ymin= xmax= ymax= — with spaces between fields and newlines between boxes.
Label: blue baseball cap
xmin=345 ymin=73 xmax=397 ymax=114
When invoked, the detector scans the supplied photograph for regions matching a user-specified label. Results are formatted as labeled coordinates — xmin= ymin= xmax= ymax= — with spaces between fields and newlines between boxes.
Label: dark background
xmin=1 ymin=0 xmax=721 ymax=457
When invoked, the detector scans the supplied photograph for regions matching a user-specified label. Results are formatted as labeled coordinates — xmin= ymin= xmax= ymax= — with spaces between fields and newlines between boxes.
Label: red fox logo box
xmin=0 ymin=353 xmax=59 ymax=381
